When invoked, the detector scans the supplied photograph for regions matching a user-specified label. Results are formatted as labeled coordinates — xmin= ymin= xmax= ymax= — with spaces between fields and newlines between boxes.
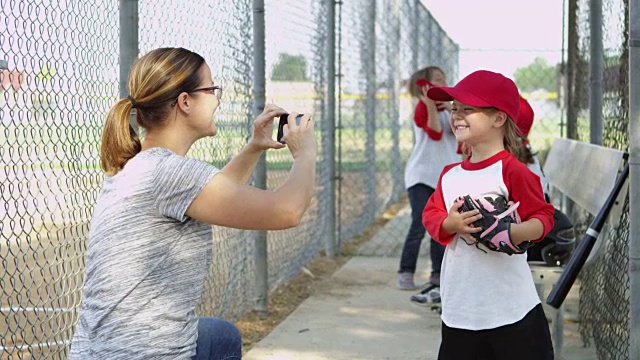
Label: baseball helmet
xmin=527 ymin=208 xmax=576 ymax=266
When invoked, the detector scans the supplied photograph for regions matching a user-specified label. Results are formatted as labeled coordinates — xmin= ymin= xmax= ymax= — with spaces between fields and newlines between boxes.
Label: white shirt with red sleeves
xmin=404 ymin=101 xmax=459 ymax=190
xmin=422 ymin=150 xmax=555 ymax=330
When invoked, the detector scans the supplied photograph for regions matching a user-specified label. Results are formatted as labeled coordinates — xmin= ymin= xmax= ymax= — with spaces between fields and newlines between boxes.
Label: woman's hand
xmin=247 ymin=104 xmax=288 ymax=152
xmin=281 ymin=112 xmax=317 ymax=159
xmin=441 ymin=200 xmax=483 ymax=240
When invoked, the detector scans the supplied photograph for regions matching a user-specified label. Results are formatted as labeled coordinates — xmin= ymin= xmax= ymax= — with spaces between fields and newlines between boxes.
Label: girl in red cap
xmin=422 ymin=70 xmax=555 ymax=360
xmin=397 ymin=67 xmax=460 ymax=309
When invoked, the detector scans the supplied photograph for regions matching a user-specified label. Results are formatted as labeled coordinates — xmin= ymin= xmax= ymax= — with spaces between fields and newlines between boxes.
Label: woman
xmin=69 ymin=47 xmax=317 ymax=360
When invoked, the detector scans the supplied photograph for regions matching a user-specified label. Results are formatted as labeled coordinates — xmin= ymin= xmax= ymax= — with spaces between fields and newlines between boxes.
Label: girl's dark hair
xmin=408 ymin=66 xmax=444 ymax=98
xmin=100 ymin=47 xmax=206 ymax=175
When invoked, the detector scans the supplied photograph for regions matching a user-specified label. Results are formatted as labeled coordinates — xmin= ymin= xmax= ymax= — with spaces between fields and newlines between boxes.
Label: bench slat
xmin=543 ymin=138 xmax=624 ymax=215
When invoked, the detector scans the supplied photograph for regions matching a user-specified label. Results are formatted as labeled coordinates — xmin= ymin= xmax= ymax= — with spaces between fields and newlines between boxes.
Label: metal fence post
xmin=325 ymin=0 xmax=337 ymax=257
xmin=119 ymin=0 xmax=138 ymax=133
xmin=364 ymin=0 xmax=376 ymax=224
xmin=389 ymin=0 xmax=402 ymax=204
xmin=566 ymin=0 xmax=579 ymax=140
xmin=412 ymin=0 xmax=419 ymax=72
xmin=589 ymin=0 xmax=603 ymax=145
xmin=628 ymin=0 xmax=640 ymax=357
xmin=252 ymin=0 xmax=269 ymax=315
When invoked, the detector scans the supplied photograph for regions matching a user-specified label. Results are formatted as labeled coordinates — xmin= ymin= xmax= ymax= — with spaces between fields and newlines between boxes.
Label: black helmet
xmin=527 ymin=208 xmax=576 ymax=266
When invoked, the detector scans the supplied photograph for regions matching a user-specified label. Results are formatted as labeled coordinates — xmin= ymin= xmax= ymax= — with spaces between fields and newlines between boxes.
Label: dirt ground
xmin=235 ymin=199 xmax=407 ymax=355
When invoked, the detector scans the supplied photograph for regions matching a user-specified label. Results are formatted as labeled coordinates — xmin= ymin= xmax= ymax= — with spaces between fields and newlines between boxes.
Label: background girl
xmin=397 ymin=66 xmax=459 ymax=303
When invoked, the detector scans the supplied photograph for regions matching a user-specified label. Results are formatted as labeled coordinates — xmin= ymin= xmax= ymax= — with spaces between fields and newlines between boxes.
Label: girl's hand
xmin=281 ymin=112 xmax=317 ymax=159
xmin=436 ymin=101 xmax=452 ymax=111
xmin=247 ymin=104 xmax=287 ymax=152
xmin=419 ymin=84 xmax=437 ymax=110
xmin=442 ymin=200 xmax=483 ymax=239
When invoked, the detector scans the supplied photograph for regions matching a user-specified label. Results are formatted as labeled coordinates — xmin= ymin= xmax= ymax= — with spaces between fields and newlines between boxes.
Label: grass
xmin=1 ymin=123 xmax=415 ymax=172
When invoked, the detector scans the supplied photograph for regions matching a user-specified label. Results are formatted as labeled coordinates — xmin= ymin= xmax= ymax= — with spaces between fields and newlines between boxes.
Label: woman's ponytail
xmin=98 ymin=47 xmax=205 ymax=175
xmin=99 ymin=99 xmax=142 ymax=176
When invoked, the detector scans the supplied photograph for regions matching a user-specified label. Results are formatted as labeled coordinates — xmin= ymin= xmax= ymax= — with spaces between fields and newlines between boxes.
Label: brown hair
xmin=503 ymin=117 xmax=530 ymax=161
xmin=512 ymin=137 xmax=536 ymax=164
xmin=408 ymin=66 xmax=444 ymax=98
xmin=100 ymin=47 xmax=206 ymax=175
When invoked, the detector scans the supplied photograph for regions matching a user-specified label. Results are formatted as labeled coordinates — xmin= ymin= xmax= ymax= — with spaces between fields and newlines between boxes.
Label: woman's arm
xmin=186 ymin=112 xmax=317 ymax=230
xmin=221 ymin=105 xmax=287 ymax=183
xmin=220 ymin=142 xmax=263 ymax=184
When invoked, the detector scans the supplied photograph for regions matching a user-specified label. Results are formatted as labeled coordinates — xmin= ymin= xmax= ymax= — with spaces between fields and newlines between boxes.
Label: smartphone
xmin=416 ymin=78 xmax=434 ymax=88
xmin=277 ymin=113 xmax=304 ymax=144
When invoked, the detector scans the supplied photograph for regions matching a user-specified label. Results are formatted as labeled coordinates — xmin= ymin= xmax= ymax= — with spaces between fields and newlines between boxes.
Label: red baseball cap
xmin=516 ymin=96 xmax=534 ymax=137
xmin=427 ymin=70 xmax=520 ymax=121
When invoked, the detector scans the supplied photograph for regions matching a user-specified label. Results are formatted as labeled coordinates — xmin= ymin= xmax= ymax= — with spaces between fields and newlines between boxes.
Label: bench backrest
xmin=542 ymin=138 xmax=625 ymax=216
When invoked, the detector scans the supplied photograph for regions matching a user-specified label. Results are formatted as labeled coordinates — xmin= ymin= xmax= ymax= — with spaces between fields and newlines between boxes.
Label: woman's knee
xmin=218 ymin=319 xmax=242 ymax=344
xmin=200 ymin=317 xmax=241 ymax=343
xmin=196 ymin=317 xmax=242 ymax=359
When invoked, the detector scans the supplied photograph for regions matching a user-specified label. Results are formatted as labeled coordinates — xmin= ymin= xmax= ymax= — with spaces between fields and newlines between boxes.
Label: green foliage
xmin=270 ymin=53 xmax=309 ymax=81
xmin=514 ymin=57 xmax=557 ymax=92
xmin=37 ymin=63 xmax=57 ymax=82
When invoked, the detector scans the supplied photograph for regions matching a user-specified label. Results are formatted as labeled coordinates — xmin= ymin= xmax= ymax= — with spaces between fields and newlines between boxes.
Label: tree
xmin=270 ymin=53 xmax=309 ymax=81
xmin=514 ymin=57 xmax=557 ymax=92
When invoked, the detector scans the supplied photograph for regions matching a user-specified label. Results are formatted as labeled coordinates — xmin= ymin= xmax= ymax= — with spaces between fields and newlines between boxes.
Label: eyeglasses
xmin=169 ymin=85 xmax=223 ymax=107
xmin=191 ymin=85 xmax=223 ymax=100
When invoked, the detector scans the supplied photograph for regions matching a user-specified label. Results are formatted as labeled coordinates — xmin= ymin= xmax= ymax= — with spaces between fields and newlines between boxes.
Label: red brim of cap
xmin=427 ymin=87 xmax=494 ymax=108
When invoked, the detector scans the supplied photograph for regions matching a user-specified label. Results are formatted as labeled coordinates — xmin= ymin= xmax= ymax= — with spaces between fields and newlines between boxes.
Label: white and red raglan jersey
xmin=423 ymin=150 xmax=554 ymax=330
xmin=404 ymin=101 xmax=459 ymax=190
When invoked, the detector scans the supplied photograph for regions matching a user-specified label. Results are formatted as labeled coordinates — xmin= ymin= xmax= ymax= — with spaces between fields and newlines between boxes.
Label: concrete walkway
xmin=245 ymin=206 xmax=598 ymax=360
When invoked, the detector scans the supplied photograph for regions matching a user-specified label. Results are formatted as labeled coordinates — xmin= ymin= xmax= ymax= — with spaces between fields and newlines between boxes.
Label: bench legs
xmin=531 ymin=265 xmax=565 ymax=359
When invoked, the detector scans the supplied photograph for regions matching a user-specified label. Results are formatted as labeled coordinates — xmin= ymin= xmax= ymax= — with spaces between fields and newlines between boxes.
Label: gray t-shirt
xmin=69 ymin=148 xmax=220 ymax=360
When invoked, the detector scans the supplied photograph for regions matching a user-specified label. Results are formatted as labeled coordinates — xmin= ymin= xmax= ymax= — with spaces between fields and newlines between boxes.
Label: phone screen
xmin=277 ymin=114 xmax=304 ymax=144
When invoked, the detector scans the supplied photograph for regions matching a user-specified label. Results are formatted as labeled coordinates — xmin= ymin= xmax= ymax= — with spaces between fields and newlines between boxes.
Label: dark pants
xmin=438 ymin=304 xmax=554 ymax=360
xmin=192 ymin=317 xmax=242 ymax=360
xmin=399 ymin=184 xmax=445 ymax=276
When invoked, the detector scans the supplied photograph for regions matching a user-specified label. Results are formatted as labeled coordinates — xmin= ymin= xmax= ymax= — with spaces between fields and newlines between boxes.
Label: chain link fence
xmin=0 ymin=0 xmax=458 ymax=358
xmin=261 ymin=0 xmax=331 ymax=292
xmin=1 ymin=1 xmax=119 ymax=357
xmin=565 ymin=0 xmax=631 ymax=358
xmin=339 ymin=0 xmax=459 ymax=257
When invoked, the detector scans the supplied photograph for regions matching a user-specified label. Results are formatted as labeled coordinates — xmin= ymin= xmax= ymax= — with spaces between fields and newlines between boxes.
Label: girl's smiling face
xmin=449 ymin=100 xmax=505 ymax=145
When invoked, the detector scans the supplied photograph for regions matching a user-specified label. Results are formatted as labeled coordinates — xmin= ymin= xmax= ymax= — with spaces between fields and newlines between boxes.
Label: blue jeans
xmin=192 ymin=317 xmax=242 ymax=360
xmin=399 ymin=184 xmax=445 ymax=277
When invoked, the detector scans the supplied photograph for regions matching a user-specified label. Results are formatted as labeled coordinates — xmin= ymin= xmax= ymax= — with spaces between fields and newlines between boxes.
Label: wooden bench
xmin=531 ymin=137 xmax=627 ymax=359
